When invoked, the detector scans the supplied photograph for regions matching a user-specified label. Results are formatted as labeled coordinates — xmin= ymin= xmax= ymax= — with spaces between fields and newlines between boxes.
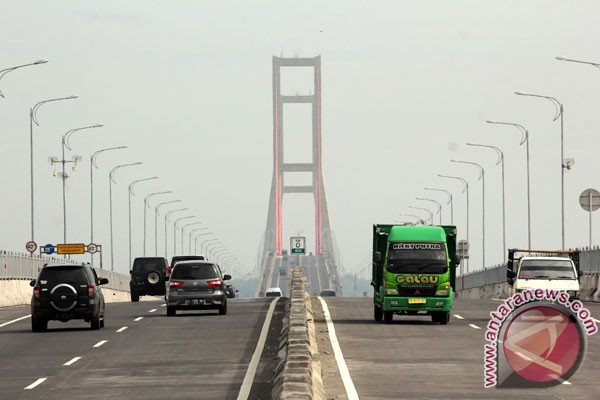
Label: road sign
xmin=579 ymin=188 xmax=600 ymax=212
xmin=57 ymin=243 xmax=85 ymax=255
xmin=86 ymin=243 xmax=99 ymax=254
xmin=290 ymin=236 xmax=306 ymax=254
xmin=42 ymin=244 xmax=56 ymax=255
xmin=457 ymin=240 xmax=469 ymax=260
xmin=25 ymin=241 xmax=37 ymax=253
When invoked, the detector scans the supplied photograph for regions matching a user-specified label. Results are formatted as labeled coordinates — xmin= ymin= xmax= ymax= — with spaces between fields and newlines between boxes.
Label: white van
xmin=265 ymin=287 xmax=283 ymax=297
xmin=511 ymin=256 xmax=580 ymax=299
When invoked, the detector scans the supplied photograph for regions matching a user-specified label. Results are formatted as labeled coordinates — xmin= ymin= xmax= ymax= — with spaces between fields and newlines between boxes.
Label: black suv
xmin=30 ymin=263 xmax=108 ymax=332
xmin=130 ymin=257 xmax=168 ymax=302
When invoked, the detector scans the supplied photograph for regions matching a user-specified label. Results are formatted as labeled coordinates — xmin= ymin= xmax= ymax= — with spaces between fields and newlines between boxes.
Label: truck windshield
xmin=386 ymin=242 xmax=447 ymax=274
xmin=518 ymin=260 xmax=576 ymax=279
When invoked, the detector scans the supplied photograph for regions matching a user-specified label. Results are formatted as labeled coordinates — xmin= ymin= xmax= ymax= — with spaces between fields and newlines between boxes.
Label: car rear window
xmin=171 ymin=263 xmax=218 ymax=280
xmin=133 ymin=259 xmax=165 ymax=273
xmin=38 ymin=266 xmax=89 ymax=284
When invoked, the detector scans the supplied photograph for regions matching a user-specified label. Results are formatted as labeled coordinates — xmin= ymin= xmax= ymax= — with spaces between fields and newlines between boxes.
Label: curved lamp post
xmin=556 ymin=55 xmax=600 ymax=69
xmin=29 ymin=95 xmax=78 ymax=241
xmin=467 ymin=142 xmax=506 ymax=263
xmin=109 ymin=162 xmax=143 ymax=271
xmin=486 ymin=120 xmax=530 ymax=249
xmin=408 ymin=205 xmax=433 ymax=225
xmin=164 ymin=208 xmax=188 ymax=258
xmin=143 ymin=191 xmax=172 ymax=256
xmin=154 ymin=200 xmax=180 ymax=256
xmin=128 ymin=177 xmax=158 ymax=265
xmin=173 ymin=216 xmax=196 ymax=255
xmin=0 ymin=59 xmax=48 ymax=98
xmin=203 ymin=239 xmax=221 ymax=257
xmin=516 ymin=90 xmax=565 ymax=249
xmin=208 ymin=245 xmax=227 ymax=260
xmin=181 ymin=224 xmax=205 ymax=254
xmin=438 ymin=174 xmax=469 ymax=272
xmin=193 ymin=231 xmax=213 ymax=254
xmin=451 ymin=160 xmax=485 ymax=270
xmin=424 ymin=188 xmax=453 ymax=224
xmin=415 ymin=197 xmax=442 ymax=225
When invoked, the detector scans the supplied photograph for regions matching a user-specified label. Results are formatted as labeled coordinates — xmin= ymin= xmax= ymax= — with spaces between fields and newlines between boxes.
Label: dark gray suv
xmin=30 ymin=263 xmax=108 ymax=331
xmin=166 ymin=260 xmax=231 ymax=316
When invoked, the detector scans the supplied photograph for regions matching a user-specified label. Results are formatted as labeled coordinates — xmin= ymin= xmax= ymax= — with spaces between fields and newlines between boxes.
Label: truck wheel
xmin=167 ymin=307 xmax=176 ymax=316
xmin=383 ymin=310 xmax=393 ymax=324
xmin=432 ymin=311 xmax=450 ymax=324
xmin=374 ymin=305 xmax=383 ymax=322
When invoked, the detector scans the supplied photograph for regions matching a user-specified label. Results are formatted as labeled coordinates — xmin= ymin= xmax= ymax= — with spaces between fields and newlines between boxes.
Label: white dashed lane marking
xmin=148 ymin=309 xmax=157 ymax=313
xmin=469 ymin=324 xmax=482 ymax=330
xmin=0 ymin=315 xmax=31 ymax=328
xmin=454 ymin=314 xmax=464 ymax=320
xmin=63 ymin=357 xmax=82 ymax=366
xmin=134 ymin=317 xmax=144 ymax=322
xmin=93 ymin=340 xmax=108 ymax=348
xmin=116 ymin=326 xmax=128 ymax=333
xmin=24 ymin=378 xmax=47 ymax=390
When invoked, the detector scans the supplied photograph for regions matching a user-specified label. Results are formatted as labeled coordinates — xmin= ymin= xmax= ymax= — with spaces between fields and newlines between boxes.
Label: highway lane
xmin=315 ymin=297 xmax=600 ymax=399
xmin=0 ymin=297 xmax=284 ymax=400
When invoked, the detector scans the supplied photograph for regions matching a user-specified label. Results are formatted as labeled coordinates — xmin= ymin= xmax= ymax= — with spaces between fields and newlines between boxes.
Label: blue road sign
xmin=42 ymin=244 xmax=56 ymax=255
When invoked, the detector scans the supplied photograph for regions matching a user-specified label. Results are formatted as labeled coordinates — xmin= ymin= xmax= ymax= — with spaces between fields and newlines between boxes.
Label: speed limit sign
xmin=87 ymin=243 xmax=99 ymax=254
xmin=25 ymin=240 xmax=37 ymax=254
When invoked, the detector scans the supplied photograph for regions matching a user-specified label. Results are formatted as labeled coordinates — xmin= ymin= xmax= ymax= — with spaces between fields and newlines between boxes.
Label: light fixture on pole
xmin=451 ymin=159 xmax=485 ymax=270
xmin=424 ymin=188 xmax=453 ymax=224
xmin=164 ymin=208 xmax=188 ymax=258
xmin=438 ymin=174 xmax=469 ymax=272
xmin=181 ymin=223 xmax=204 ymax=253
xmin=0 ymin=59 xmax=48 ymax=98
xmin=29 ymin=95 xmax=78 ymax=242
xmin=128 ymin=177 xmax=159 ymax=266
xmin=208 ymin=245 xmax=227 ymax=260
xmin=143 ymin=191 xmax=172 ymax=256
xmin=188 ymin=228 xmax=209 ymax=253
xmin=51 ymin=124 xmax=103 ymax=245
xmin=109 ymin=162 xmax=143 ymax=271
xmin=467 ymin=142 xmax=506 ymax=263
xmin=408 ymin=206 xmax=433 ymax=225
xmin=193 ymin=231 xmax=213 ymax=254
xmin=415 ymin=197 xmax=442 ymax=225
xmin=91 ymin=146 xmax=128 ymax=263
xmin=202 ymin=239 xmax=220 ymax=256
xmin=486 ymin=120 xmax=530 ymax=249
xmin=556 ymin=55 xmax=600 ymax=69
xmin=173 ymin=216 xmax=196 ymax=254
xmin=516 ymin=90 xmax=566 ymax=249
xmin=154 ymin=199 xmax=180 ymax=256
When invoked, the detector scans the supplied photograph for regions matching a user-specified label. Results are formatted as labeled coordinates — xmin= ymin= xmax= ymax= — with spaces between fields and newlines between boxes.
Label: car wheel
xmin=31 ymin=316 xmax=47 ymax=332
xmin=374 ymin=304 xmax=383 ymax=322
xmin=383 ymin=310 xmax=393 ymax=324
xmin=91 ymin=315 xmax=101 ymax=330
xmin=167 ymin=307 xmax=176 ymax=316
xmin=131 ymin=292 xmax=140 ymax=302
xmin=219 ymin=302 xmax=227 ymax=315
xmin=100 ymin=314 xmax=105 ymax=328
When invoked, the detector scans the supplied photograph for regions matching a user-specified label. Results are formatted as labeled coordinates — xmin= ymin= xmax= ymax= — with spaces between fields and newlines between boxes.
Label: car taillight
xmin=167 ymin=266 xmax=172 ymax=275
xmin=207 ymin=279 xmax=222 ymax=288
xmin=169 ymin=281 xmax=184 ymax=288
xmin=33 ymin=285 xmax=41 ymax=299
xmin=88 ymin=284 xmax=95 ymax=297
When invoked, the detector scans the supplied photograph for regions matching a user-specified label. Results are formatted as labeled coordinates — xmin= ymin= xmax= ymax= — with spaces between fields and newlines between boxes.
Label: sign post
xmin=579 ymin=188 xmax=600 ymax=248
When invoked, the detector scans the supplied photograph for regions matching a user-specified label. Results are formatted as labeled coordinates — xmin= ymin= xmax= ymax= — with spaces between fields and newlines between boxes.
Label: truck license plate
xmin=408 ymin=298 xmax=426 ymax=304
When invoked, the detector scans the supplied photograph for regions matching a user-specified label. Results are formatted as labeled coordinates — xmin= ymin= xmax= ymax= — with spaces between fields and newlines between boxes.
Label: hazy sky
xmin=2 ymin=1 xmax=600 ymax=279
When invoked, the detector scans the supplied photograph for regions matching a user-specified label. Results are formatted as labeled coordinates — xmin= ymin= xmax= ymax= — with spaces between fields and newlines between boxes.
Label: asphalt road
xmin=0 ymin=297 xmax=284 ymax=400
xmin=315 ymin=297 xmax=600 ymax=400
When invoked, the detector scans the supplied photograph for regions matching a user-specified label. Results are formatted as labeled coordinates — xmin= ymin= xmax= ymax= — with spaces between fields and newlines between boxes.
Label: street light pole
xmin=398 ymin=213 xmax=426 ymax=225
xmin=451 ymin=160 xmax=485 ymax=270
xmin=415 ymin=197 xmax=442 ymax=225
xmin=408 ymin=206 xmax=433 ymax=225
xmin=467 ymin=142 xmax=506 ymax=263
xmin=201 ymin=238 xmax=220 ymax=256
xmin=193 ymin=231 xmax=213 ymax=254
xmin=128 ymin=177 xmax=158 ymax=266
xmin=29 ymin=95 xmax=78 ymax=242
xmin=516 ymin=90 xmax=565 ymax=249
xmin=174 ymin=216 xmax=196 ymax=254
xmin=486 ymin=120 xmax=530 ymax=249
xmin=143 ymin=191 xmax=172 ymax=256
xmin=424 ymin=188 xmax=453 ymax=224
xmin=438 ymin=174 xmax=469 ymax=272
xmin=155 ymin=200 xmax=181 ymax=256
xmin=0 ymin=59 xmax=48 ymax=98
xmin=181 ymin=223 xmax=205 ymax=253
xmin=109 ymin=162 xmax=142 ymax=271
xmin=208 ymin=245 xmax=227 ymax=260
xmin=164 ymin=208 xmax=188 ymax=258
xmin=556 ymin=55 xmax=600 ymax=69
xmin=188 ymin=228 xmax=209 ymax=253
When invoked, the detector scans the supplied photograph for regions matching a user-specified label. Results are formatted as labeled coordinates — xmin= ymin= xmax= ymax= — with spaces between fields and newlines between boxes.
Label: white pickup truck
xmin=507 ymin=249 xmax=580 ymax=299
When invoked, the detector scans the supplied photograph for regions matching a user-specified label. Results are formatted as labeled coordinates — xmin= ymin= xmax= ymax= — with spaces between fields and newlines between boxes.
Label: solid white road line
xmin=454 ymin=314 xmax=464 ymax=320
xmin=318 ymin=297 xmax=360 ymax=400
xmin=160 ymin=304 xmax=166 ymax=307
xmin=63 ymin=357 xmax=82 ymax=366
xmin=148 ymin=309 xmax=157 ymax=313
xmin=492 ymin=298 xmax=504 ymax=302
xmin=134 ymin=317 xmax=144 ymax=322
xmin=93 ymin=340 xmax=107 ymax=348
xmin=236 ymin=298 xmax=279 ymax=400
xmin=116 ymin=326 xmax=128 ymax=333
xmin=24 ymin=378 xmax=47 ymax=390
xmin=469 ymin=324 xmax=482 ymax=330
xmin=0 ymin=314 xmax=31 ymax=328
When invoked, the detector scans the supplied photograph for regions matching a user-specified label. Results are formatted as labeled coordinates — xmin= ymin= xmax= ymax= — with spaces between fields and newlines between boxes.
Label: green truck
xmin=371 ymin=224 xmax=459 ymax=324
